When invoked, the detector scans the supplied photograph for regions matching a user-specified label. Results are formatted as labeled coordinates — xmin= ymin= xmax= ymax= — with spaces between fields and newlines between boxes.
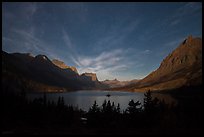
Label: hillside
xmin=116 ymin=35 xmax=202 ymax=92
xmin=2 ymin=51 xmax=107 ymax=92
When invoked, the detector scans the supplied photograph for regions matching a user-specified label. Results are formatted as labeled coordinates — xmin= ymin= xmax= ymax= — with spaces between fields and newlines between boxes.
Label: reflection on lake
xmin=27 ymin=90 xmax=177 ymax=112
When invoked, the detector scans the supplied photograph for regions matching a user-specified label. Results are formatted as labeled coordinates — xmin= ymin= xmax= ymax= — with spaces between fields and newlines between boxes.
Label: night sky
xmin=2 ymin=2 xmax=202 ymax=81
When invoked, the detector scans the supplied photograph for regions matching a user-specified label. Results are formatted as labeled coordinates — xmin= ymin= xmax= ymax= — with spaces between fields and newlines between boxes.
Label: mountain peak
xmin=81 ymin=72 xmax=98 ymax=81
xmin=185 ymin=35 xmax=193 ymax=43
xmin=52 ymin=59 xmax=68 ymax=69
xmin=135 ymin=35 xmax=202 ymax=91
xmin=27 ymin=53 xmax=34 ymax=57
xmin=35 ymin=55 xmax=49 ymax=61
xmin=159 ymin=36 xmax=202 ymax=70
xmin=113 ymin=78 xmax=119 ymax=81
xmin=52 ymin=59 xmax=78 ymax=73
xmin=182 ymin=35 xmax=194 ymax=46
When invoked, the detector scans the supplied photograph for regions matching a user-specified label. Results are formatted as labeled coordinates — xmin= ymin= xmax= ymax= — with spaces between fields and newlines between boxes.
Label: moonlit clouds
xmin=6 ymin=28 xmax=62 ymax=61
xmin=2 ymin=2 xmax=202 ymax=81
xmin=62 ymin=28 xmax=138 ymax=80
xmin=71 ymin=49 xmax=134 ymax=80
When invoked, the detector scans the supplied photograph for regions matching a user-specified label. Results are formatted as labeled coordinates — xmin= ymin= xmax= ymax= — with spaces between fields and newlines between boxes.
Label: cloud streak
xmin=61 ymin=27 xmax=139 ymax=80
xmin=170 ymin=2 xmax=202 ymax=26
xmin=69 ymin=48 xmax=136 ymax=80
xmin=6 ymin=28 xmax=62 ymax=61
xmin=3 ymin=3 xmax=201 ymax=81
xmin=62 ymin=29 xmax=81 ymax=65
xmin=176 ymin=2 xmax=202 ymax=17
xmin=73 ymin=49 xmax=126 ymax=71
xmin=92 ymin=19 xmax=140 ymax=52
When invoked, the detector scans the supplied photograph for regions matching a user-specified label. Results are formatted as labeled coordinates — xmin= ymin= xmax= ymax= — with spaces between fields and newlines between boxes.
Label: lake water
xmin=27 ymin=90 xmax=177 ymax=112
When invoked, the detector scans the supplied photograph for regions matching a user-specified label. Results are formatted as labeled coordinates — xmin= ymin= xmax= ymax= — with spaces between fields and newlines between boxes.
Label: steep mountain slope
xmin=80 ymin=72 xmax=109 ymax=89
xmin=2 ymin=51 xmax=107 ymax=92
xmin=118 ymin=35 xmax=202 ymax=92
xmin=52 ymin=59 xmax=78 ymax=73
xmin=81 ymin=73 xmax=98 ymax=81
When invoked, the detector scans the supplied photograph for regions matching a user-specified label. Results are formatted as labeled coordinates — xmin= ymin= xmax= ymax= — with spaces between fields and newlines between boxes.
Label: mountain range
xmin=101 ymin=79 xmax=139 ymax=88
xmin=2 ymin=35 xmax=202 ymax=92
xmin=2 ymin=52 xmax=107 ymax=92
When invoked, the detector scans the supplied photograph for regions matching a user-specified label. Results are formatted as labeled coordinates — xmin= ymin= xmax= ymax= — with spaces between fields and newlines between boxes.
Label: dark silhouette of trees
xmin=143 ymin=90 xmax=153 ymax=112
xmin=116 ymin=103 xmax=120 ymax=113
xmin=89 ymin=101 xmax=100 ymax=113
xmin=57 ymin=96 xmax=65 ymax=107
xmin=87 ymin=101 xmax=100 ymax=126
xmin=126 ymin=99 xmax=142 ymax=114
xmin=2 ymin=87 xmax=203 ymax=135
xmin=102 ymin=100 xmax=107 ymax=113
xmin=86 ymin=100 xmax=122 ymax=127
xmin=143 ymin=90 xmax=160 ymax=114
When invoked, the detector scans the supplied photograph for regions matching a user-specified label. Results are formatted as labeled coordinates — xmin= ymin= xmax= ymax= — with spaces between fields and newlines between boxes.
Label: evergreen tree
xmin=144 ymin=90 xmax=153 ymax=112
xmin=106 ymin=100 xmax=112 ymax=113
xmin=126 ymin=99 xmax=141 ymax=114
xmin=89 ymin=101 xmax=100 ymax=113
xmin=116 ymin=103 xmax=120 ymax=113
xmin=102 ymin=100 xmax=107 ymax=113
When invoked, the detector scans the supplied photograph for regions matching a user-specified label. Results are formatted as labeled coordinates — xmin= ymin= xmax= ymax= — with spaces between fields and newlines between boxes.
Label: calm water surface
xmin=27 ymin=90 xmax=176 ymax=112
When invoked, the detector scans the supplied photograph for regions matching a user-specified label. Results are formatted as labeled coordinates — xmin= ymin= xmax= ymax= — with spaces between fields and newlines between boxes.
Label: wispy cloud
xmin=8 ymin=28 xmax=61 ymax=60
xmin=61 ymin=27 xmax=140 ymax=79
xmin=4 ymin=2 xmax=38 ymax=21
xmin=22 ymin=2 xmax=38 ymax=20
xmin=142 ymin=49 xmax=151 ymax=54
xmin=62 ymin=29 xmax=80 ymax=64
xmin=70 ymin=48 xmax=136 ymax=80
xmin=135 ymin=2 xmax=201 ymax=41
xmin=12 ymin=28 xmax=45 ymax=52
xmin=92 ymin=19 xmax=140 ymax=52
xmin=27 ymin=3 xmax=37 ymax=16
xmin=74 ymin=49 xmax=125 ymax=70
xmin=176 ymin=2 xmax=201 ymax=17
xmin=61 ymin=2 xmax=89 ymax=23
xmin=62 ymin=30 xmax=74 ymax=51
xmin=170 ymin=2 xmax=201 ymax=26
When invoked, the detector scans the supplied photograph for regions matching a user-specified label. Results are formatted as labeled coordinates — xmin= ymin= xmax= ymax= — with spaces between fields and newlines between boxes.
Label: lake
xmin=27 ymin=90 xmax=177 ymax=112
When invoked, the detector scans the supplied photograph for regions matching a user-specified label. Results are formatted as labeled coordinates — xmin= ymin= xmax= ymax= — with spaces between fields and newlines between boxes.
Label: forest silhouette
xmin=2 ymin=86 xmax=203 ymax=135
